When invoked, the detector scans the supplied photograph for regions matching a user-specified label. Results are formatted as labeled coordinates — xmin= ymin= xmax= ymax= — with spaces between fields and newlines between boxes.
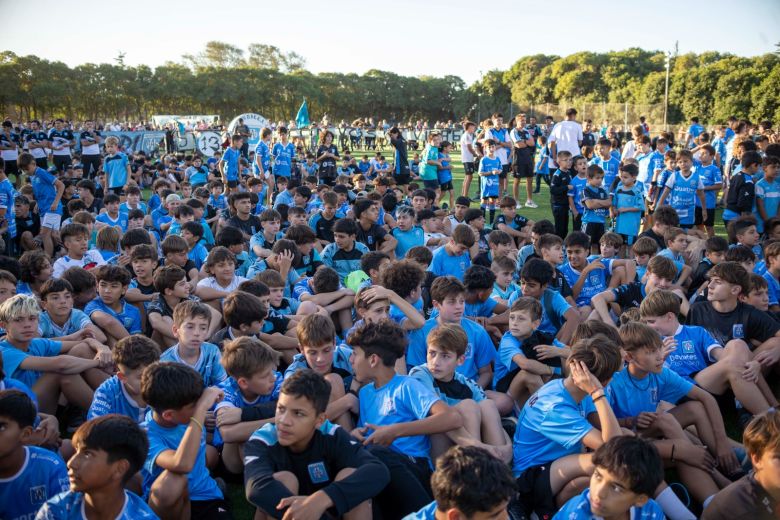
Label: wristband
xmin=590 ymin=389 xmax=605 ymax=400
xmin=593 ymin=395 xmax=606 ymax=404
xmin=189 ymin=416 xmax=204 ymax=430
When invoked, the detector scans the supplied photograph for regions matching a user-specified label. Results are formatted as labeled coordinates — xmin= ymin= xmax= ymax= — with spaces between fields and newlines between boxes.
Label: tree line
xmin=1 ymin=42 xmax=778 ymax=125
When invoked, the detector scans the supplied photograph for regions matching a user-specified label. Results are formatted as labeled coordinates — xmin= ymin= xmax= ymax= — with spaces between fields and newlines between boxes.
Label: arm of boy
xmin=148 ymin=312 xmax=177 ymax=341
xmin=219 ymin=418 xmax=274 ymax=444
xmin=571 ymin=260 xmax=604 ymax=299
xmin=656 ymin=186 xmax=671 ymax=208
xmin=363 ymin=400 xmax=462 ymax=446
xmin=19 ymin=354 xmax=100 ymax=375
xmin=155 ymin=386 xmax=224 ymax=474
xmin=677 ymin=264 xmax=692 ymax=286
xmin=88 ymin=311 xmax=130 ymax=341
xmin=511 ymin=352 xmax=555 ymax=376
xmin=686 ymin=385 xmax=740 ymax=475
xmin=697 ymin=189 xmax=708 ymax=221
xmin=361 ymin=286 xmax=425 ymax=330
xmin=51 ymin=179 xmax=65 ymax=212
xmin=571 ymin=361 xmax=622 ymax=449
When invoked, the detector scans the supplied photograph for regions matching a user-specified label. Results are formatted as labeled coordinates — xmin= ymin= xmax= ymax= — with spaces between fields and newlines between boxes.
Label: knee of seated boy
xmin=273 ymin=471 xmax=299 ymax=494
xmin=723 ymin=339 xmax=752 ymax=362
xmin=150 ymin=470 xmax=189 ymax=507
xmin=454 ymin=398 xmax=480 ymax=416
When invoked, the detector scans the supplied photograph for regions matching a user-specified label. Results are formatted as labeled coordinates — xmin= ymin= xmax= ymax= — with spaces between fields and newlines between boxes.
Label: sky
xmin=3 ymin=0 xmax=778 ymax=84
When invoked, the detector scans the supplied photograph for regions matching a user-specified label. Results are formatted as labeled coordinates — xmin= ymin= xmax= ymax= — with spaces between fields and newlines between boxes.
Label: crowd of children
xmin=0 ymin=116 xmax=779 ymax=520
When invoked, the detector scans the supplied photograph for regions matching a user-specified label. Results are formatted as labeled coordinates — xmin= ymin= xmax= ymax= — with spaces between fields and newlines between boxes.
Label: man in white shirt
xmin=460 ymin=121 xmax=477 ymax=199
xmin=548 ymin=108 xmax=583 ymax=167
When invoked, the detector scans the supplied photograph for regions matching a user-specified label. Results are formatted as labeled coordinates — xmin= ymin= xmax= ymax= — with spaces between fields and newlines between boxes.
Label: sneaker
xmin=524 ymin=200 xmax=538 ymax=209
xmin=515 ymin=203 xmax=523 ymax=209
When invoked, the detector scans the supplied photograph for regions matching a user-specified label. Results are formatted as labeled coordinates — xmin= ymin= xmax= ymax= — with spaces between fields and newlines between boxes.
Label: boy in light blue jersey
xmin=755 ymin=155 xmax=780 ymax=234
xmin=272 ymin=127 xmax=296 ymax=180
xmin=159 ymin=300 xmax=227 ymax=388
xmin=407 ymin=276 xmax=497 ymax=396
xmin=218 ymin=134 xmax=242 ymax=194
xmin=612 ymin=163 xmax=645 ymax=247
xmin=391 ymin=206 xmax=425 ymax=259
xmin=19 ymin=153 xmax=64 ymax=256
xmin=437 ymin=141 xmax=454 ymax=209
xmin=634 ymin=135 xmax=656 ymax=188
xmin=140 ymin=362 xmax=228 ymax=518
xmin=554 ymin=437 xmax=665 ymax=520
xmin=656 ymin=149 xmax=706 ymax=229
xmin=253 ymin=128 xmax=272 ymax=181
xmin=214 ymin=336 xmax=282 ymax=474
xmin=38 ymin=278 xmax=105 ymax=343
xmin=580 ymin=165 xmax=611 ymax=253
xmin=566 ymin=154 xmax=589 ymax=232
xmin=640 ymin=289 xmax=776 ymax=416
xmin=95 ymin=193 xmax=129 ymax=232
xmin=694 ymin=145 xmax=723 ymax=236
xmin=37 ymin=414 xmax=158 ymax=520
xmin=320 ymin=218 xmax=370 ymax=282
xmin=0 ymin=158 xmax=17 ymax=242
xmin=249 ymin=208 xmax=283 ymax=261
xmin=119 ymin=185 xmax=147 ymax=215
xmin=512 ymin=336 xmax=623 ymax=519
xmin=208 ymin=180 xmax=227 ymax=212
xmin=610 ymin=322 xmax=740 ymax=509
xmin=649 ymin=149 xmax=677 ymax=212
xmin=349 ymin=320 xmax=463 ymax=518
xmin=88 ymin=335 xmax=160 ymax=423
xmin=404 ymin=445 xmax=515 ymax=520
xmin=478 ymin=140 xmax=501 ymax=224
xmin=656 ymin=227 xmax=692 ymax=284
xmin=731 ymin=216 xmax=764 ymax=261
xmin=490 ymin=255 xmax=520 ymax=305
xmin=409 ymin=323 xmax=512 ymax=462
xmin=710 ymin=125 xmax=728 ymax=168
xmin=559 ymin=232 xmax=628 ymax=312
xmin=589 ymin=137 xmax=620 ymax=190
xmin=0 ymin=390 xmax=69 ymax=520
xmin=185 ymin=155 xmax=209 ymax=188
xmin=84 ymin=265 xmax=143 ymax=345
xmin=428 ymin=224 xmax=474 ymax=279
xmin=102 ymin=136 xmax=131 ymax=194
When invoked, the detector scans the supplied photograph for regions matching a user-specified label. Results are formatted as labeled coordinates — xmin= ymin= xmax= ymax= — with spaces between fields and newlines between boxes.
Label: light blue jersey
xmin=0 ymin=178 xmax=17 ymax=238
xmin=494 ymin=331 xmax=564 ymax=387
xmin=554 ymin=489 xmax=664 ymax=519
xmin=215 ymin=374 xmax=282 ymax=412
xmin=589 ymin=155 xmax=620 ymax=189
xmin=613 ymin=184 xmax=645 ymax=239
xmin=0 ymin=446 xmax=69 ymax=520
xmin=38 ymin=309 xmax=91 ymax=339
xmin=478 ymin=156 xmax=501 ymax=199
xmin=569 ymin=175 xmax=588 ymax=215
xmin=755 ymin=176 xmax=780 ymax=233
xmin=36 ymin=489 xmax=158 ymax=520
xmin=84 ymin=298 xmax=142 ymax=335
xmin=403 ymin=501 xmax=437 ymax=520
xmin=428 ymin=245 xmax=470 ymax=279
xmin=407 ymin=318 xmax=495 ymax=380
xmin=103 ymin=152 xmax=129 ymax=189
xmin=272 ymin=142 xmax=296 ymax=178
xmin=663 ymin=324 xmax=722 ymax=380
xmin=696 ymin=163 xmax=722 ymax=210
xmin=88 ymin=375 xmax=148 ymax=423
xmin=96 ymin=211 xmax=129 ymax=232
xmin=392 ymin=226 xmax=425 ymax=259
xmin=513 ymin=379 xmax=594 ymax=475
xmin=32 ymin=167 xmax=62 ymax=215
xmin=605 ymin=367 xmax=693 ymax=419
xmin=142 ymin=413 xmax=223 ymax=501
xmin=408 ymin=364 xmax=485 ymax=406
xmin=160 ymin=342 xmax=227 ymax=387
xmin=559 ymin=260 xmax=613 ymax=307
xmin=221 ymin=146 xmax=241 ymax=181
xmin=663 ymin=170 xmax=704 ymax=226
xmin=0 ymin=338 xmax=62 ymax=388
xmin=284 ymin=345 xmax=354 ymax=381
xmin=358 ymin=374 xmax=441 ymax=460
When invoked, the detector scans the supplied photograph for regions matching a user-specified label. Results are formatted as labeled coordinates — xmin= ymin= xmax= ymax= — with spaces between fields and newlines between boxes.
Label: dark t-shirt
xmin=638 ymin=228 xmax=666 ymax=251
xmin=316 ymin=145 xmax=339 ymax=179
xmin=686 ymin=300 xmax=780 ymax=347
xmin=227 ymin=214 xmax=262 ymax=237
xmin=355 ymin=223 xmax=387 ymax=251
xmin=613 ymin=282 xmax=644 ymax=310
xmin=701 ymin=472 xmax=777 ymax=520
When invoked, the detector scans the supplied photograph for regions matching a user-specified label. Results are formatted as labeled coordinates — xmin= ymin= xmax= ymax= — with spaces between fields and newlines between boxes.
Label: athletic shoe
xmin=515 ymin=203 xmax=523 ymax=209
xmin=524 ymin=200 xmax=539 ymax=209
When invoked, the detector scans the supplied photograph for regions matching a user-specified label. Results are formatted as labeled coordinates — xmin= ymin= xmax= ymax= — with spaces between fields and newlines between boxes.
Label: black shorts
xmin=463 ymin=161 xmax=476 ymax=175
xmin=680 ymin=223 xmax=694 ymax=230
xmin=495 ymin=368 xmax=520 ymax=393
xmin=582 ymin=221 xmax=606 ymax=246
xmin=423 ymin=179 xmax=439 ymax=190
xmin=695 ymin=206 xmax=715 ymax=227
xmin=499 ymin=164 xmax=510 ymax=179
xmin=226 ymin=179 xmax=238 ymax=189
xmin=439 ymin=181 xmax=453 ymax=192
xmin=4 ymin=160 xmax=18 ymax=176
xmin=107 ymin=187 xmax=123 ymax=196
xmin=515 ymin=463 xmax=556 ymax=518
xmin=619 ymin=233 xmax=637 ymax=246
xmin=394 ymin=173 xmax=411 ymax=186
xmin=34 ymin=157 xmax=48 ymax=168
xmin=513 ymin=158 xmax=534 ymax=179
xmin=319 ymin=176 xmax=336 ymax=187
xmin=190 ymin=498 xmax=232 ymax=520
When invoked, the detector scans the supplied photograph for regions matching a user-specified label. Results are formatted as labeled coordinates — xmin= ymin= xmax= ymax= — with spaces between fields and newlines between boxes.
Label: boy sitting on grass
xmin=88 ymin=334 xmax=161 ymax=423
xmin=84 ymin=265 xmax=142 ymax=347
xmin=554 ymin=436 xmax=665 ymax=519
xmin=38 ymin=278 xmax=107 ymax=343
xmin=405 ymin=445 xmax=516 ymax=520
xmin=409 ymin=323 xmax=512 ymax=462
xmin=244 ymin=370 xmax=389 ymax=520
xmin=215 ymin=336 xmax=282 ymax=474
xmin=0 ymin=294 xmax=112 ymax=414
xmin=38 ymin=414 xmax=157 ymax=519
xmin=140 ymin=362 xmax=229 ymax=519
xmin=348 ymin=320 xmax=463 ymax=519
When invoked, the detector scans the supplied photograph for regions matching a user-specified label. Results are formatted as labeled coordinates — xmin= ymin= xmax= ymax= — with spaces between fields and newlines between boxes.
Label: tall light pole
xmin=663 ymin=51 xmax=671 ymax=130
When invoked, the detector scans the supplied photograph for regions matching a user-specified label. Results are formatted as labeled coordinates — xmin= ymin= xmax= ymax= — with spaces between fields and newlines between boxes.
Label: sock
xmin=489 ymin=207 xmax=496 ymax=224
xmin=481 ymin=204 xmax=486 ymax=219
xmin=655 ymin=487 xmax=695 ymax=520
xmin=703 ymin=494 xmax=715 ymax=509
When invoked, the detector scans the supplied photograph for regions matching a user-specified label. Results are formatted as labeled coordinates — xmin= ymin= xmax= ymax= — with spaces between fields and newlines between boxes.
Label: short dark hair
xmin=406 ymin=246 xmax=433 ymax=267
xmin=280 ymin=369 xmax=331 ymax=415
xmin=39 ymin=278 xmax=73 ymax=300
xmin=333 ymin=218 xmax=358 ymax=236
xmin=311 ymin=267 xmax=340 ymax=294
xmin=181 ymin=220 xmax=204 ymax=239
xmin=592 ymin=437 xmax=663 ymax=497
xmin=215 ymin=226 xmax=245 ymax=247
xmin=221 ymin=336 xmax=279 ymax=380
xmin=93 ymin=265 xmax=131 ymax=286
xmin=568 ymin=336 xmax=622 ymax=384
xmin=463 ymin=265 xmax=495 ymax=291
xmin=487 ymin=229 xmax=512 ymax=246
xmin=120 ymin=228 xmax=152 ymax=249
xmin=564 ymin=231 xmax=590 ymax=250
xmin=72 ymin=415 xmax=150 ymax=484
xmin=462 ymin=209 xmax=483 ymax=225
xmin=431 ymin=276 xmax=466 ymax=303
xmin=451 ymin=224 xmax=476 ymax=247
xmin=284 ymin=225 xmax=316 ymax=246
xmin=223 ymin=291 xmax=267 ymax=329
xmin=237 ymin=280 xmax=270 ymax=297
xmin=520 ymin=258 xmax=553 ymax=286
xmin=153 ymin=265 xmax=186 ymax=293
xmin=705 ymin=236 xmax=729 ymax=253
xmin=130 ymin=244 xmax=158 ymax=263
xmin=0 ymin=389 xmax=37 ymax=428
xmin=653 ymin=205 xmax=680 ymax=227
xmin=61 ymin=267 xmax=96 ymax=295
xmin=19 ymin=250 xmax=50 ymax=283
xmin=60 ymin=223 xmax=89 ymax=243
xmin=531 ymin=219 xmax=555 ymax=236
xmin=296 ymin=314 xmax=336 ymax=347
xmin=742 ymin=150 xmax=762 ymax=169
xmin=347 ymin=320 xmax=407 ymax=366
xmin=114 ymin=335 xmax=160 ymax=369
xmin=360 ymin=251 xmax=389 ymax=274
xmin=431 ymin=446 xmax=515 ymax=516
xmin=709 ymin=261 xmax=750 ymax=295
xmin=161 ymin=235 xmax=188 ymax=255
xmin=204 ymin=246 xmax=236 ymax=273
xmin=380 ymin=259 xmax=425 ymax=299
xmin=141 ymin=362 xmax=203 ymax=412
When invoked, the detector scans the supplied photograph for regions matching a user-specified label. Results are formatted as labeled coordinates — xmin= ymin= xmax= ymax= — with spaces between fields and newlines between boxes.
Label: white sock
xmin=655 ymin=486 xmax=695 ymax=520
xmin=703 ymin=494 xmax=716 ymax=509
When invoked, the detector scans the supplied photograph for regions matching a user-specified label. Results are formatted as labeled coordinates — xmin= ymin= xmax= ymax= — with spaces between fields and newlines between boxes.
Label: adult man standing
xmin=460 ymin=121 xmax=477 ymax=199
xmin=0 ymin=121 xmax=21 ymax=179
xmin=79 ymin=120 xmax=103 ymax=179
xmin=23 ymin=120 xmax=50 ymax=169
xmin=510 ymin=114 xmax=537 ymax=209
xmin=235 ymin=118 xmax=251 ymax=159
xmin=484 ymin=113 xmax=512 ymax=196
xmin=548 ymin=108 xmax=583 ymax=167
xmin=47 ymin=118 xmax=75 ymax=172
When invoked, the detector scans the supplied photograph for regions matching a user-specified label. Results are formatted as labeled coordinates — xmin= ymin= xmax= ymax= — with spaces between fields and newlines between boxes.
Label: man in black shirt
xmin=244 ymin=370 xmax=389 ymax=519
xmin=226 ymin=192 xmax=263 ymax=240
xmin=388 ymin=127 xmax=410 ymax=189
